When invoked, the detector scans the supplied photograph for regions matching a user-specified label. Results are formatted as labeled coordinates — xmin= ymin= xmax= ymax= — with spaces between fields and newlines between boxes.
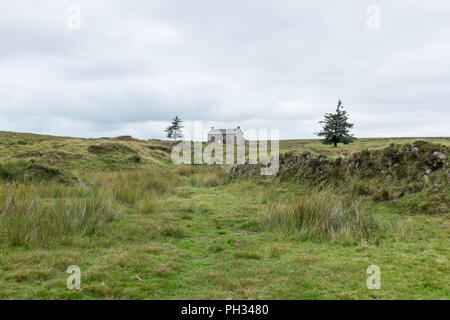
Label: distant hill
xmin=0 ymin=130 xmax=448 ymax=173
xmin=0 ymin=131 xmax=173 ymax=173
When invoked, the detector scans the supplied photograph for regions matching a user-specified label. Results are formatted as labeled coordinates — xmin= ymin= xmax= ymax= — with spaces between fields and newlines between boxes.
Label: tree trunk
xmin=333 ymin=142 xmax=337 ymax=147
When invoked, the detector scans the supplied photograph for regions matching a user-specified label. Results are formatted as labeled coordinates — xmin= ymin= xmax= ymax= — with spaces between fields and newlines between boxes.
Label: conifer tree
xmin=316 ymin=100 xmax=356 ymax=147
xmin=165 ymin=116 xmax=184 ymax=141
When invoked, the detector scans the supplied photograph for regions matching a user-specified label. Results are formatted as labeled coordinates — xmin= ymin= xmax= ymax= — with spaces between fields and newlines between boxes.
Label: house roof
xmin=207 ymin=128 xmax=241 ymax=135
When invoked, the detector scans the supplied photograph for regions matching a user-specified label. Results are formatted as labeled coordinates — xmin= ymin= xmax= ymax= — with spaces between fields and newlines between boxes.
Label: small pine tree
xmin=165 ymin=116 xmax=184 ymax=141
xmin=316 ymin=100 xmax=356 ymax=147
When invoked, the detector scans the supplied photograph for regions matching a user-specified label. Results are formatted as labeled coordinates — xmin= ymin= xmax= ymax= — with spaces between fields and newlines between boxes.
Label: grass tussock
xmin=257 ymin=190 xmax=381 ymax=244
xmin=90 ymin=169 xmax=178 ymax=206
xmin=189 ymin=166 xmax=229 ymax=187
xmin=0 ymin=182 xmax=119 ymax=247
xmin=137 ymin=192 xmax=160 ymax=214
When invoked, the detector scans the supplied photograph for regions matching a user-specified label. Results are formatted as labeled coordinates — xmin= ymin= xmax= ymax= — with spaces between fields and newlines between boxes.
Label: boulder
xmin=432 ymin=151 xmax=447 ymax=160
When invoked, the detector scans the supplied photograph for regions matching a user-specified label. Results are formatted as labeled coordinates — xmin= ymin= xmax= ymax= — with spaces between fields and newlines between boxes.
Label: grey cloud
xmin=0 ymin=0 xmax=448 ymax=139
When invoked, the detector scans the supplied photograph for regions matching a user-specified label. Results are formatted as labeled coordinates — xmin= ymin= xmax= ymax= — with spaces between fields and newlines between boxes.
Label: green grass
xmin=257 ymin=189 xmax=381 ymax=244
xmin=0 ymin=131 xmax=448 ymax=299
xmin=0 ymin=182 xmax=119 ymax=248
xmin=279 ymin=137 xmax=450 ymax=158
xmin=0 ymin=131 xmax=172 ymax=174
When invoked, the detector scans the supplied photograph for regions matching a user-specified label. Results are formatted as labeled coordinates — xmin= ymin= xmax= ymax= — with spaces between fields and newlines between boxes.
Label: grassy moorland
xmin=279 ymin=137 xmax=450 ymax=157
xmin=0 ymin=131 xmax=448 ymax=299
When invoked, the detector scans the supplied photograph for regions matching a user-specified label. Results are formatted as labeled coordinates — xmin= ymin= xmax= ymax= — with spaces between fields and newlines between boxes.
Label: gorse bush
xmin=0 ymin=182 xmax=119 ymax=247
xmin=257 ymin=190 xmax=381 ymax=244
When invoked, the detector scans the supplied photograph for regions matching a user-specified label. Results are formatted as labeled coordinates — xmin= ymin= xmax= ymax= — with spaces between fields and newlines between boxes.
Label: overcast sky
xmin=0 ymin=0 xmax=449 ymax=140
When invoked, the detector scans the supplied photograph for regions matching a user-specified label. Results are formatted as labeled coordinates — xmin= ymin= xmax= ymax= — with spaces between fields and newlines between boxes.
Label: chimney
xmin=211 ymin=126 xmax=214 ymax=130
xmin=237 ymin=126 xmax=240 ymax=130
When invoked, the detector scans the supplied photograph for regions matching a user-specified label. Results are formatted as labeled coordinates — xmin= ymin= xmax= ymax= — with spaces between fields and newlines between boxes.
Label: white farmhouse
xmin=207 ymin=126 xmax=245 ymax=145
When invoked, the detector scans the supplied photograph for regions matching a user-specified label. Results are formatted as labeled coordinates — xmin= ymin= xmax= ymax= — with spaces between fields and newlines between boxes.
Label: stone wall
xmin=230 ymin=141 xmax=449 ymax=185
